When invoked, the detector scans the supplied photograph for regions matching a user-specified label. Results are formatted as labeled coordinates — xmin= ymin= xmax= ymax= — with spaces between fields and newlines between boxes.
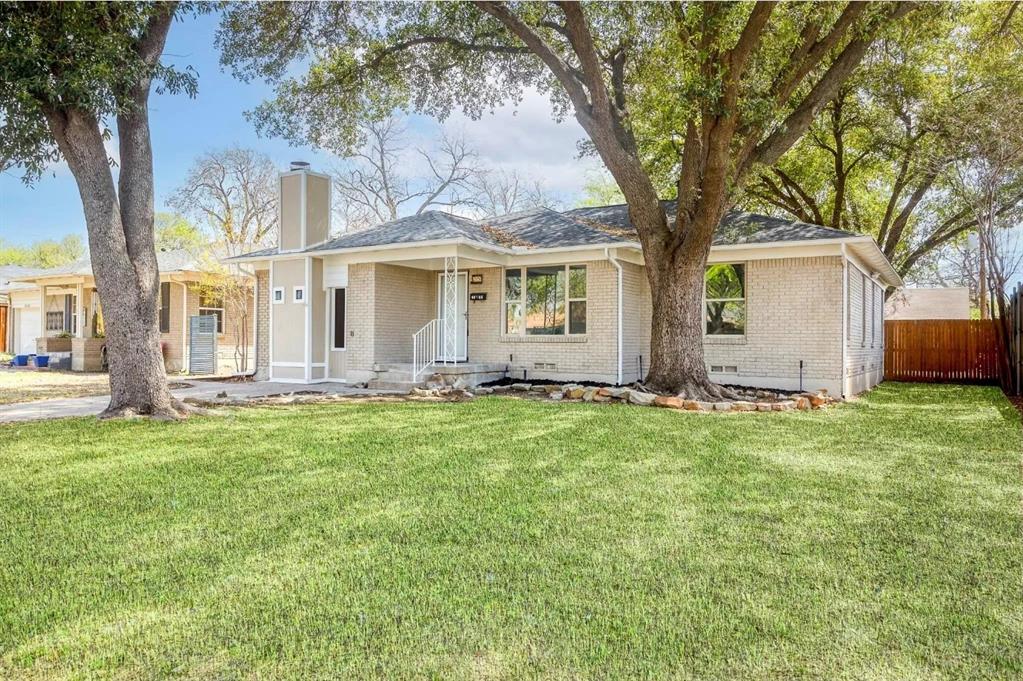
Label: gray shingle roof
xmin=232 ymin=202 xmax=861 ymax=260
xmin=6 ymin=249 xmax=208 ymax=283
xmin=564 ymin=201 xmax=853 ymax=246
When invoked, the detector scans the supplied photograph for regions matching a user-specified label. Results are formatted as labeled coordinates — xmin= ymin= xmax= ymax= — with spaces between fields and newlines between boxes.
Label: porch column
xmin=75 ymin=283 xmax=84 ymax=337
xmin=442 ymin=254 xmax=458 ymax=365
xmin=38 ymin=284 xmax=45 ymax=340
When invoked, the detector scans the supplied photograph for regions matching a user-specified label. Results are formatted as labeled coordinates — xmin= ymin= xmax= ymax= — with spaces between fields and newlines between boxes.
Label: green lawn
xmin=1 ymin=383 xmax=1020 ymax=679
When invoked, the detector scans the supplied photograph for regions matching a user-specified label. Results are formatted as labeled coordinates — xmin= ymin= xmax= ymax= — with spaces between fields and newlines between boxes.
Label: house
xmin=884 ymin=287 xmax=971 ymax=320
xmin=5 ymin=250 xmax=255 ymax=374
xmin=1 ymin=265 xmax=50 ymax=355
xmin=230 ymin=164 xmax=903 ymax=397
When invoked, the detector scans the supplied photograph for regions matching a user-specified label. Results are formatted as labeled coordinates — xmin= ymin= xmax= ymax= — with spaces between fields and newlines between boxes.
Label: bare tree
xmin=464 ymin=168 xmax=559 ymax=217
xmin=170 ymin=146 xmax=277 ymax=372
xmin=332 ymin=117 xmax=481 ymax=231
xmin=170 ymin=146 xmax=278 ymax=249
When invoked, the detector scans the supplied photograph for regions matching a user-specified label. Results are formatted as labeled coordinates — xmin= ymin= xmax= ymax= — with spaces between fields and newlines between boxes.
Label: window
xmin=332 ymin=288 xmax=346 ymax=350
xmin=503 ymin=264 xmax=587 ymax=336
xmin=272 ymin=287 xmax=285 ymax=304
xmin=198 ymin=294 xmax=224 ymax=334
xmin=705 ymin=264 xmax=746 ymax=335
xmin=46 ymin=311 xmax=64 ymax=332
xmin=63 ymin=293 xmax=77 ymax=334
xmin=861 ymin=272 xmax=868 ymax=347
xmin=293 ymin=286 xmax=306 ymax=304
xmin=159 ymin=282 xmax=171 ymax=333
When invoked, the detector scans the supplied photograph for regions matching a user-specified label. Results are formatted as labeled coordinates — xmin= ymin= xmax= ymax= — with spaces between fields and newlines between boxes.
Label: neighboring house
xmin=884 ymin=287 xmax=971 ymax=320
xmin=1 ymin=265 xmax=50 ymax=355
xmin=231 ymin=165 xmax=903 ymax=397
xmin=6 ymin=250 xmax=255 ymax=374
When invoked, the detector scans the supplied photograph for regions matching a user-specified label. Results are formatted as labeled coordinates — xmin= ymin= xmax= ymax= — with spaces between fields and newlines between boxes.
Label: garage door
xmin=16 ymin=308 xmax=39 ymax=355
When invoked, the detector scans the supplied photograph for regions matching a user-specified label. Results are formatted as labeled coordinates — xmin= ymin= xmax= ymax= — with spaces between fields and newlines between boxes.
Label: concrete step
xmin=372 ymin=370 xmax=420 ymax=382
xmin=366 ymin=379 xmax=420 ymax=391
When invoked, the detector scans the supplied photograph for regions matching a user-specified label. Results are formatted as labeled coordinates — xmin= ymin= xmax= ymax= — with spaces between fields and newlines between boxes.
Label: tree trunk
xmin=44 ymin=108 xmax=181 ymax=419
xmin=641 ymin=212 xmax=737 ymax=401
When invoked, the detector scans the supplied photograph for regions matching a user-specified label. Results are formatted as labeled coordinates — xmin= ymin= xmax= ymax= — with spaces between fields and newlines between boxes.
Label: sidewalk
xmin=0 ymin=380 xmax=390 ymax=423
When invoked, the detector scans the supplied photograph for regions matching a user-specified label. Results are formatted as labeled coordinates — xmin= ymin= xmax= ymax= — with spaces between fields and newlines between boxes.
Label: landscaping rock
xmin=592 ymin=392 xmax=612 ymax=403
xmin=566 ymin=387 xmax=586 ymax=400
xmin=628 ymin=391 xmax=657 ymax=406
xmin=712 ymin=401 xmax=733 ymax=411
xmin=773 ymin=400 xmax=796 ymax=411
xmin=543 ymin=384 xmax=563 ymax=394
xmin=510 ymin=383 xmax=530 ymax=391
xmin=731 ymin=401 xmax=756 ymax=412
xmin=549 ymin=392 xmax=563 ymax=401
xmin=654 ymin=395 xmax=686 ymax=409
xmin=452 ymin=377 xmax=471 ymax=390
xmin=411 ymin=387 xmax=437 ymax=397
xmin=608 ymin=387 xmax=630 ymax=399
xmin=475 ymin=387 xmax=494 ymax=395
xmin=491 ymin=385 xmax=510 ymax=393
xmin=808 ymin=393 xmax=828 ymax=408
xmin=582 ymin=388 xmax=597 ymax=402
xmin=756 ymin=402 xmax=773 ymax=412
xmin=687 ymin=400 xmax=714 ymax=411
xmin=795 ymin=396 xmax=811 ymax=410
xmin=529 ymin=384 xmax=548 ymax=393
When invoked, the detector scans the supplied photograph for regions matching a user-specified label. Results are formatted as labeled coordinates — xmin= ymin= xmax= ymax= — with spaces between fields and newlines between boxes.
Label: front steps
xmin=367 ymin=362 xmax=507 ymax=391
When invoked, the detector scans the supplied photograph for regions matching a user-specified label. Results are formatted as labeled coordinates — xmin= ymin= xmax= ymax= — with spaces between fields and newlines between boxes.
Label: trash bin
xmin=33 ymin=355 xmax=50 ymax=368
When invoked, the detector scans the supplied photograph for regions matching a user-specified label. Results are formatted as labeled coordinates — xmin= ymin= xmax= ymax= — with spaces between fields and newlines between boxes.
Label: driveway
xmin=0 ymin=379 xmax=391 ymax=423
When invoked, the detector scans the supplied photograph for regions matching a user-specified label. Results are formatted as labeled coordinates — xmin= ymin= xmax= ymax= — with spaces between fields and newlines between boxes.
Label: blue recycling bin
xmin=34 ymin=355 xmax=50 ymax=368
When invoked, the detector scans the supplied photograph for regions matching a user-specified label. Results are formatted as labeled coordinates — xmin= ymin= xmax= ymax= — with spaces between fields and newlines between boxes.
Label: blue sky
xmin=0 ymin=11 xmax=593 ymax=247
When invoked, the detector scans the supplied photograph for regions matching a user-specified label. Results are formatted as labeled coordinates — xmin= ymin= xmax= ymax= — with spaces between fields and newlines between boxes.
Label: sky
xmin=0 ymin=11 xmax=597 ymax=247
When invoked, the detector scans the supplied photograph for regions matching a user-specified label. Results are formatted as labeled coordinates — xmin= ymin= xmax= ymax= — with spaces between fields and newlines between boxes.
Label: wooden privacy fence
xmin=1004 ymin=283 xmax=1022 ymax=396
xmin=884 ymin=319 xmax=1001 ymax=384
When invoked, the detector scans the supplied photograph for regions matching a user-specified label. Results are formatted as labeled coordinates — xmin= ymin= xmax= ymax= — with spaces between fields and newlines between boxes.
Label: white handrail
xmin=412 ymin=318 xmax=441 ymax=381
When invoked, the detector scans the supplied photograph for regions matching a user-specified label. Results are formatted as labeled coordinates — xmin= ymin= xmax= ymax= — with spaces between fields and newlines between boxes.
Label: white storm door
xmin=436 ymin=272 xmax=468 ymax=361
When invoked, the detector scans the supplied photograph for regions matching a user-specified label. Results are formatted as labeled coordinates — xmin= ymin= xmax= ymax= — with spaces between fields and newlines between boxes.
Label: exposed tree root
xmin=97 ymin=397 xmax=204 ymax=421
xmin=643 ymin=377 xmax=741 ymax=402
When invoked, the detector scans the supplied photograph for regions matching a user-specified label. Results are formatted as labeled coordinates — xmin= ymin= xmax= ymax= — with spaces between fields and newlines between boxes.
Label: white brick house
xmin=232 ymin=165 xmax=902 ymax=397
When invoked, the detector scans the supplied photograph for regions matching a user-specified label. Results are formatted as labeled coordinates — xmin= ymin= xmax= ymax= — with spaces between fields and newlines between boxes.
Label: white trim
xmin=269 ymin=260 xmax=275 ymax=379
xmin=330 ymin=287 xmax=347 ymax=351
xmin=304 ymin=257 xmax=311 ymax=383
xmin=841 ymin=244 xmax=849 ymax=399
xmin=605 ymin=248 xmax=623 ymax=385
xmin=75 ymin=283 xmax=84 ymax=338
xmin=436 ymin=271 xmax=468 ymax=361
xmin=293 ymin=285 xmax=307 ymax=304
xmin=272 ymin=287 xmax=285 ymax=304
xmin=502 ymin=263 xmax=589 ymax=338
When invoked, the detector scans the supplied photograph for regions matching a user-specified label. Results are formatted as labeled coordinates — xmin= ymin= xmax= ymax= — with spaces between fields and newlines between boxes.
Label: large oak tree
xmin=0 ymin=2 xmax=195 ymax=418
xmin=219 ymin=1 xmax=920 ymax=397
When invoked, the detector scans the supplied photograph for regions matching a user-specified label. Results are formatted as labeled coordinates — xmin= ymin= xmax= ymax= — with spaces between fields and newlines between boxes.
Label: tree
xmin=154 ymin=212 xmax=204 ymax=251
xmin=332 ymin=117 xmax=478 ymax=231
xmin=742 ymin=3 xmax=1023 ymax=281
xmin=169 ymin=146 xmax=277 ymax=372
xmin=0 ymin=2 xmax=197 ymax=418
xmin=578 ymin=169 xmax=625 ymax=207
xmin=0 ymin=234 xmax=85 ymax=268
xmin=220 ymin=2 xmax=920 ymax=397
xmin=169 ymin=146 xmax=278 ymax=248
xmin=465 ymin=167 xmax=558 ymax=217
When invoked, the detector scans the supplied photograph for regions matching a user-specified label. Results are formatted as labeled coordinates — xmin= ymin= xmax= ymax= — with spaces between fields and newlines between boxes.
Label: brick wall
xmin=255 ymin=269 xmax=269 ymax=380
xmin=625 ymin=255 xmax=845 ymax=395
xmin=464 ymin=262 xmax=619 ymax=383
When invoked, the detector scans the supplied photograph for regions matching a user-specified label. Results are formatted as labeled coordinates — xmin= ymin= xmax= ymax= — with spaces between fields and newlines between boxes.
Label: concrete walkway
xmin=0 ymin=380 xmax=392 ymax=423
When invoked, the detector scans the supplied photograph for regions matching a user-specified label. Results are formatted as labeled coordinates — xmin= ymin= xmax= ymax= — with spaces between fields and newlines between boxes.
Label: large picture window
xmin=705 ymin=264 xmax=746 ymax=336
xmin=504 ymin=264 xmax=587 ymax=336
xmin=198 ymin=294 xmax=224 ymax=334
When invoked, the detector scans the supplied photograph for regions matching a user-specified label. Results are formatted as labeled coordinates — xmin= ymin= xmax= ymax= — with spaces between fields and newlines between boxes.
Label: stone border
xmin=183 ymin=383 xmax=837 ymax=413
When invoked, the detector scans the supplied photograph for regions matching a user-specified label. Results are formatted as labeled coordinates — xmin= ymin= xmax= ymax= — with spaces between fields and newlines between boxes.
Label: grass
xmin=0 ymin=383 xmax=1020 ymax=679
xmin=0 ymin=369 xmax=111 ymax=405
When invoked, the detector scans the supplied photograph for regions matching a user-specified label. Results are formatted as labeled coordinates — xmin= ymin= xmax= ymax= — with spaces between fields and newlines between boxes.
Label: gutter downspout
xmin=605 ymin=248 xmax=624 ymax=385
xmin=840 ymin=243 xmax=848 ymax=399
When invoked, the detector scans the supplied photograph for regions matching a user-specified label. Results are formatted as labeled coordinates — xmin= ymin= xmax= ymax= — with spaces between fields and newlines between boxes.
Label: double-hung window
xmin=159 ymin=282 xmax=171 ymax=333
xmin=198 ymin=294 xmax=224 ymax=334
xmin=705 ymin=264 xmax=746 ymax=336
xmin=504 ymin=264 xmax=587 ymax=336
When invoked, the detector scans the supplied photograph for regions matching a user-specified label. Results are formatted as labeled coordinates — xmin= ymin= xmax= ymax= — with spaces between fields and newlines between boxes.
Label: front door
xmin=437 ymin=272 xmax=468 ymax=361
